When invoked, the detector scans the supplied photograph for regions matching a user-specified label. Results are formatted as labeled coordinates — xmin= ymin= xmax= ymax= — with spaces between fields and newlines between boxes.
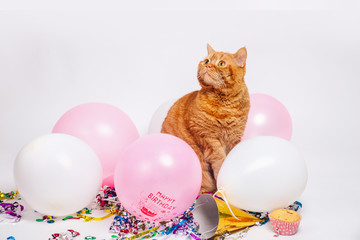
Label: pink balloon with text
xmin=114 ymin=134 xmax=202 ymax=222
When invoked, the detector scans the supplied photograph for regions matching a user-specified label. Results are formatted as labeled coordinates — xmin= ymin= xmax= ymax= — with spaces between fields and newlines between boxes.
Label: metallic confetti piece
xmin=0 ymin=202 xmax=24 ymax=223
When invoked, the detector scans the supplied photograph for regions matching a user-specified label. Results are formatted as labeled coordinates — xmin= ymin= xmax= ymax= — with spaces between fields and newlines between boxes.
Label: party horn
xmin=193 ymin=194 xmax=262 ymax=239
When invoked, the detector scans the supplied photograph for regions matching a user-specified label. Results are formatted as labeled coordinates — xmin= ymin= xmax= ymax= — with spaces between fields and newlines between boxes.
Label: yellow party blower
xmin=193 ymin=194 xmax=263 ymax=239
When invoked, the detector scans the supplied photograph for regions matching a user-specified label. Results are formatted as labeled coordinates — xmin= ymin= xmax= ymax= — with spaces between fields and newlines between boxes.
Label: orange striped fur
xmin=161 ymin=44 xmax=250 ymax=193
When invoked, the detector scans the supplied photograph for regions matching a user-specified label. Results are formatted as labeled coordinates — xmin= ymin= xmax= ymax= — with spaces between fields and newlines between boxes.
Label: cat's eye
xmin=204 ymin=59 xmax=210 ymax=65
xmin=218 ymin=61 xmax=226 ymax=67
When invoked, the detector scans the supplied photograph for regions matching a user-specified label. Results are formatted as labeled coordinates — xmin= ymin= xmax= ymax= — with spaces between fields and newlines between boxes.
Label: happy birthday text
xmin=147 ymin=192 xmax=176 ymax=210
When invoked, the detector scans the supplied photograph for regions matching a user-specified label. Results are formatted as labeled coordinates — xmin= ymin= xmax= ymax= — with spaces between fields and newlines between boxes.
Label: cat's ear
xmin=234 ymin=47 xmax=247 ymax=67
xmin=207 ymin=43 xmax=215 ymax=55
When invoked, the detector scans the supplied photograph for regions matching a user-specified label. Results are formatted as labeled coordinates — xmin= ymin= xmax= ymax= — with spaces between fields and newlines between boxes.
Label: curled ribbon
xmin=0 ymin=202 xmax=24 ymax=223
xmin=76 ymin=207 xmax=119 ymax=222
xmin=127 ymin=226 xmax=160 ymax=240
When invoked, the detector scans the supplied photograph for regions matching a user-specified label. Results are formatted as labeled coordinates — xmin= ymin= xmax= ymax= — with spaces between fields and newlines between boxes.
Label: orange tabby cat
xmin=161 ymin=44 xmax=250 ymax=193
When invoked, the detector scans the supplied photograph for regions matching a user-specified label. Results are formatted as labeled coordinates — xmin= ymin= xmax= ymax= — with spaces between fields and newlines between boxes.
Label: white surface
xmin=1 ymin=1 xmax=360 ymax=239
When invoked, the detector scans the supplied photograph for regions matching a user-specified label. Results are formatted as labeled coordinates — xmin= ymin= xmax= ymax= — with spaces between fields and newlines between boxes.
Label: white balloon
xmin=148 ymin=99 xmax=177 ymax=134
xmin=217 ymin=136 xmax=307 ymax=213
xmin=14 ymin=133 xmax=103 ymax=216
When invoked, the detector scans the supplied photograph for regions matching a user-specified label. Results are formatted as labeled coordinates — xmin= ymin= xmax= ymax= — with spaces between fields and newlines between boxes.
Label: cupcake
xmin=269 ymin=209 xmax=301 ymax=235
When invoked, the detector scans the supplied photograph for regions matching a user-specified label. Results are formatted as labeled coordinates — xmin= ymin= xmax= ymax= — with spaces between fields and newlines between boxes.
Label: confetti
xmin=286 ymin=201 xmax=302 ymax=212
xmin=102 ymin=184 xmax=302 ymax=240
xmin=35 ymin=187 xmax=119 ymax=224
xmin=84 ymin=236 xmax=96 ymax=240
xmin=16 ymin=184 xmax=302 ymax=240
xmin=0 ymin=190 xmax=19 ymax=202
xmin=108 ymin=201 xmax=201 ymax=240
xmin=49 ymin=229 xmax=80 ymax=240
xmin=36 ymin=215 xmax=55 ymax=223
xmin=0 ymin=202 xmax=24 ymax=223
xmin=62 ymin=216 xmax=81 ymax=221
xmin=93 ymin=185 xmax=201 ymax=239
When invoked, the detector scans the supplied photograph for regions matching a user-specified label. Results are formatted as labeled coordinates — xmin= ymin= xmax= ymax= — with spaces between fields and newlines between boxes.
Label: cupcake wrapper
xmin=269 ymin=217 xmax=300 ymax=236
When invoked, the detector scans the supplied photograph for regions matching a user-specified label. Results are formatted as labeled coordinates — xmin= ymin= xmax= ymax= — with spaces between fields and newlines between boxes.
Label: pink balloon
xmin=114 ymin=134 xmax=202 ymax=222
xmin=102 ymin=175 xmax=115 ymax=189
xmin=52 ymin=103 xmax=139 ymax=186
xmin=243 ymin=94 xmax=292 ymax=140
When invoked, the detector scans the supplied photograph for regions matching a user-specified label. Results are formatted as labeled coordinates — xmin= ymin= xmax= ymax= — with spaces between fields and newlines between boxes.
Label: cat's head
xmin=197 ymin=44 xmax=247 ymax=93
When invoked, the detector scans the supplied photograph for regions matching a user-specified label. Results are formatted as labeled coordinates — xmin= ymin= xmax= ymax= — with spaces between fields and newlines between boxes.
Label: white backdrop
xmin=1 ymin=1 xmax=360 ymax=239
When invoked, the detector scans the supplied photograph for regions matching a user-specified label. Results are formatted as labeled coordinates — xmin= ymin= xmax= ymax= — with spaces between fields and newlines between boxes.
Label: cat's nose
xmin=206 ymin=65 xmax=212 ymax=68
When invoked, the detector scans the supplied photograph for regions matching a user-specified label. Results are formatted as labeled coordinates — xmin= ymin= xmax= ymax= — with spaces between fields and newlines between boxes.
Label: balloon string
xmin=213 ymin=188 xmax=241 ymax=221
